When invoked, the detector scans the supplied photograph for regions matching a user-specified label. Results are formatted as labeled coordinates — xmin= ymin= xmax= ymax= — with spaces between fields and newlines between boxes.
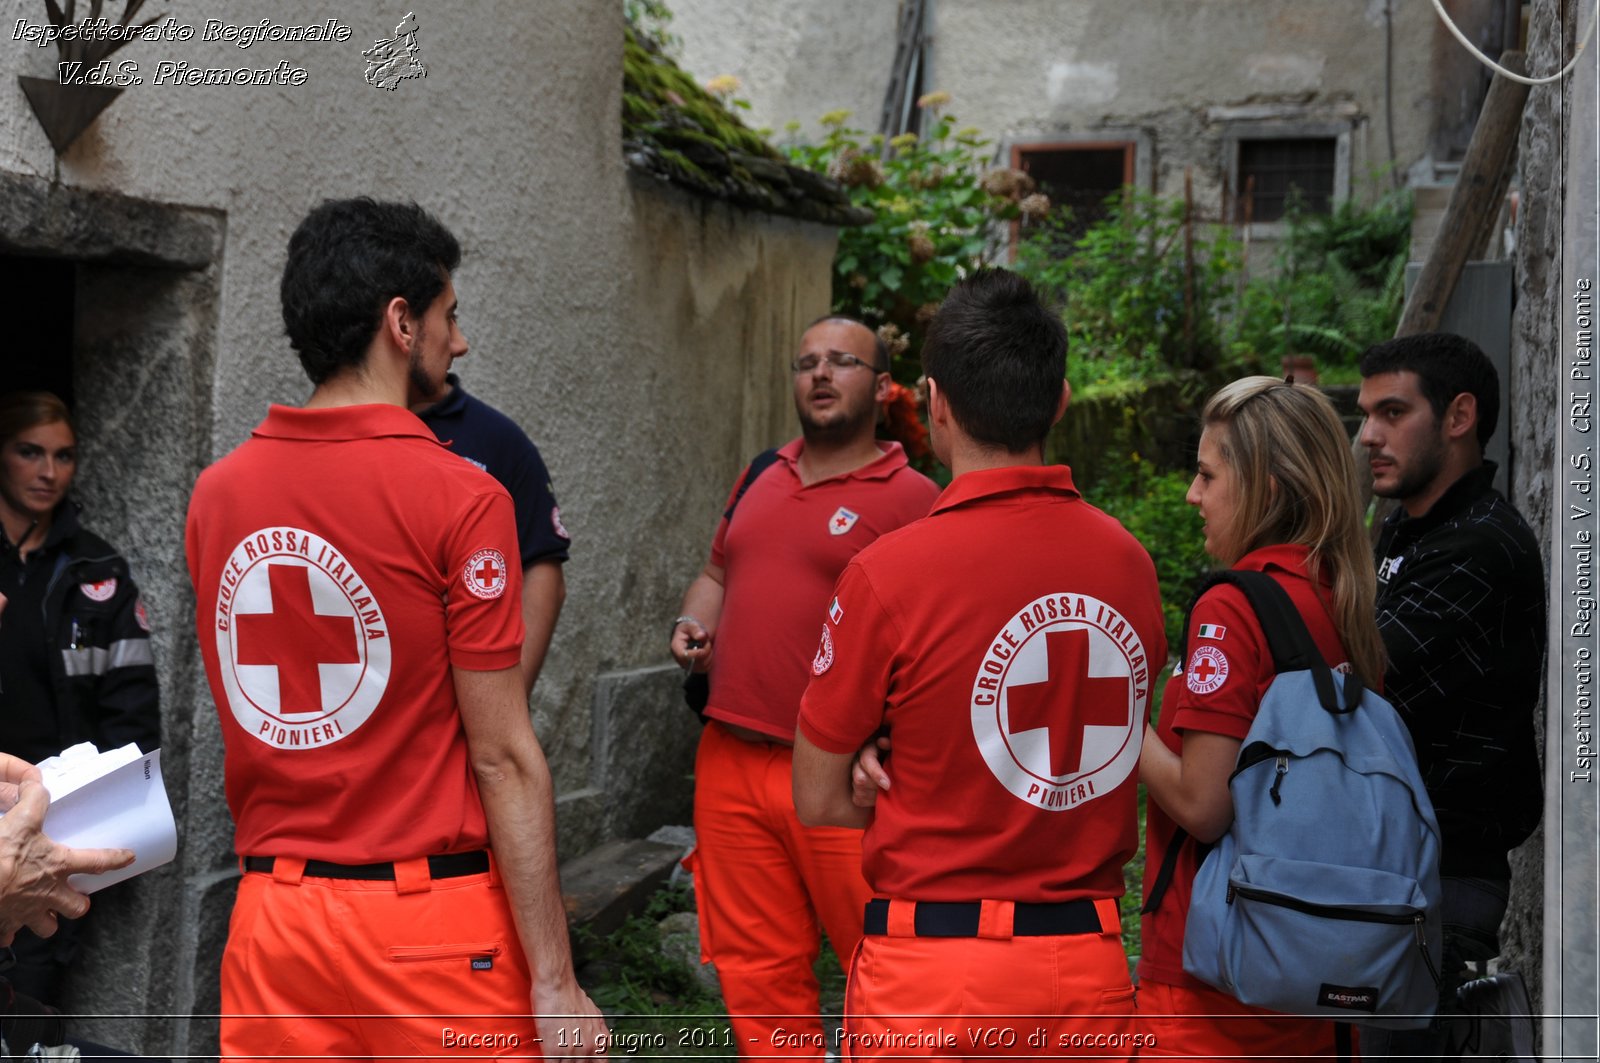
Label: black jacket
xmin=1374 ymin=462 xmax=1544 ymax=879
xmin=0 ymin=502 xmax=160 ymax=764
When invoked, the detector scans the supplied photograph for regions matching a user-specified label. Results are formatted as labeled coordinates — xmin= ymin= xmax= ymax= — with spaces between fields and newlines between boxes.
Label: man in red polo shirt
xmin=669 ymin=316 xmax=938 ymax=1057
xmin=185 ymin=198 xmax=603 ymax=1060
xmin=794 ymin=270 xmax=1164 ymax=1057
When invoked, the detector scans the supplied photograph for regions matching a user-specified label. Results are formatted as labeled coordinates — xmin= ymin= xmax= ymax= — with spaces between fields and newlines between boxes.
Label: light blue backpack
xmin=1149 ymin=570 xmax=1444 ymax=1030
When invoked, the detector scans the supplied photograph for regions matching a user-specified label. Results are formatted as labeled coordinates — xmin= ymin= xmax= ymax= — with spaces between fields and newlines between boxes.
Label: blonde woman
xmin=1136 ymin=376 xmax=1383 ymax=1061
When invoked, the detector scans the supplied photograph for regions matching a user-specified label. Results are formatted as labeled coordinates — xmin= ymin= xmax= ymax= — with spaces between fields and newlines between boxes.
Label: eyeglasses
xmin=790 ymin=352 xmax=887 ymax=374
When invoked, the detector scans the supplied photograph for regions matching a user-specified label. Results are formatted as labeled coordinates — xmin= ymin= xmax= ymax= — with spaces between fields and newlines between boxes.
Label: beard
xmin=796 ymin=377 xmax=882 ymax=445
xmin=1370 ymin=434 xmax=1449 ymax=502
xmin=799 ymin=406 xmax=868 ymax=442
xmin=406 ymin=334 xmax=448 ymax=407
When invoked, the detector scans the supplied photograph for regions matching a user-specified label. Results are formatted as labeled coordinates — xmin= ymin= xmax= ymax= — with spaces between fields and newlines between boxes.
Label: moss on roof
xmin=623 ymin=28 xmax=870 ymax=226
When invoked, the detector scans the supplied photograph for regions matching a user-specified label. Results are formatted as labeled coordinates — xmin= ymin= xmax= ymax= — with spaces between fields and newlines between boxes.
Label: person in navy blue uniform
xmin=415 ymin=374 xmax=570 ymax=694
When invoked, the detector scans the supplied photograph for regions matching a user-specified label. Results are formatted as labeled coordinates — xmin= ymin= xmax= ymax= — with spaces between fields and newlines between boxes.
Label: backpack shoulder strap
xmin=723 ymin=447 xmax=781 ymax=522
xmin=1141 ymin=825 xmax=1212 ymax=915
xmin=1214 ymin=570 xmax=1321 ymax=675
xmin=1190 ymin=569 xmax=1360 ymax=716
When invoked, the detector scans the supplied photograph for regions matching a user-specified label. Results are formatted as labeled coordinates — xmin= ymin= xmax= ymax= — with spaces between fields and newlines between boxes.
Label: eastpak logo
xmin=1317 ymin=983 xmax=1378 ymax=1012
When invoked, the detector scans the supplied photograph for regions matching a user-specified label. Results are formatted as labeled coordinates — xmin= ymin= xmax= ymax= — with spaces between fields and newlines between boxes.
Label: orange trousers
xmin=691 ymin=720 xmax=872 ymax=1059
xmin=843 ymin=897 xmax=1135 ymax=1061
xmin=1136 ymin=978 xmax=1357 ymax=1061
xmin=221 ymin=855 xmax=543 ymax=1062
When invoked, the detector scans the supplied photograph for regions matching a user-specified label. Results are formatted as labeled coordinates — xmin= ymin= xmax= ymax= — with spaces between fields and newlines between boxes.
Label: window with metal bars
xmin=1236 ymin=137 xmax=1336 ymax=222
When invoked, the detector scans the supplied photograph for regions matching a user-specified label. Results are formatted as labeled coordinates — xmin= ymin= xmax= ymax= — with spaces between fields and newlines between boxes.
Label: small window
xmin=1236 ymin=137 xmax=1336 ymax=222
xmin=1014 ymin=142 xmax=1134 ymax=245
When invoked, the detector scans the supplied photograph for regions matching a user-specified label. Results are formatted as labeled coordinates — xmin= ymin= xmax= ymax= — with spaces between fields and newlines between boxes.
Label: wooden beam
xmin=1396 ymin=51 xmax=1530 ymax=335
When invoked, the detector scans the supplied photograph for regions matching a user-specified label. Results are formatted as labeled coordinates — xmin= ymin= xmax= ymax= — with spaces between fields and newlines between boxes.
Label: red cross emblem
xmin=1186 ymin=645 xmax=1229 ymax=694
xmin=1006 ymin=627 xmax=1130 ymax=777
xmin=79 ymin=578 xmax=117 ymax=602
xmin=828 ymin=506 xmax=859 ymax=536
xmin=464 ymin=548 xmax=509 ymax=600
xmin=236 ymin=563 xmax=361 ymax=713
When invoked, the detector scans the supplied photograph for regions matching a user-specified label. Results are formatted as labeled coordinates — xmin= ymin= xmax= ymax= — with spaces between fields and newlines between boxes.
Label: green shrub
xmin=1091 ymin=457 xmax=1209 ymax=653
xmin=578 ymin=882 xmax=734 ymax=1053
xmin=782 ymin=100 xmax=1032 ymax=380
xmin=1240 ymin=186 xmax=1413 ymax=368
xmin=1017 ymin=193 xmax=1252 ymax=375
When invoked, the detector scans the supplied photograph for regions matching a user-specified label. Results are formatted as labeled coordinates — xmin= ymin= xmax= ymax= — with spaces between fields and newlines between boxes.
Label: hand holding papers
xmin=32 ymin=743 xmax=177 ymax=894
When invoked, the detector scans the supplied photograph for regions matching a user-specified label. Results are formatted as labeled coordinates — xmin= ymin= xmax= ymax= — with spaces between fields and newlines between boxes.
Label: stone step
xmin=560 ymin=836 xmax=687 ymax=955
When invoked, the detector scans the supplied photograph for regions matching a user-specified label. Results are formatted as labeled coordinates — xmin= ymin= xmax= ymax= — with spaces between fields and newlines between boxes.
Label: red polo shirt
xmin=799 ymin=464 xmax=1165 ymax=902
xmin=706 ymin=439 xmax=938 ymax=740
xmin=1138 ymin=542 xmax=1354 ymax=990
xmin=185 ymin=404 xmax=523 ymax=863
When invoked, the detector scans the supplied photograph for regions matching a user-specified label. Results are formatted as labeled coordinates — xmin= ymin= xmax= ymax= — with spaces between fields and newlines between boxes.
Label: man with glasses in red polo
xmin=186 ymin=198 xmax=603 ymax=1059
xmin=669 ymin=316 xmax=938 ymax=1057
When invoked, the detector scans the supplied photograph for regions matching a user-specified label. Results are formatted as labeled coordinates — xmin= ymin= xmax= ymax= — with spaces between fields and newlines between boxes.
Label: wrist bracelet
xmin=673 ymin=614 xmax=703 ymax=633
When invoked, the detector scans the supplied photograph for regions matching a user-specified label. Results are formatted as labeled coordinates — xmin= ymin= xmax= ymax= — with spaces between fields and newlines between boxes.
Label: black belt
xmin=244 ymin=851 xmax=489 ymax=881
xmin=863 ymin=897 xmax=1103 ymax=937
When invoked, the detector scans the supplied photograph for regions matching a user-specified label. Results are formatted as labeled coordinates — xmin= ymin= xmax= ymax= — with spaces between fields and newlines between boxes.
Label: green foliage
xmin=1017 ymin=193 xmax=1252 ymax=374
xmin=623 ymin=0 xmax=680 ymax=54
xmin=1121 ymin=783 xmax=1152 ymax=957
xmin=1091 ymin=457 xmax=1209 ymax=652
xmin=578 ymin=882 xmax=734 ymax=1052
xmin=1247 ymin=187 xmax=1413 ymax=367
xmin=782 ymin=106 xmax=1028 ymax=380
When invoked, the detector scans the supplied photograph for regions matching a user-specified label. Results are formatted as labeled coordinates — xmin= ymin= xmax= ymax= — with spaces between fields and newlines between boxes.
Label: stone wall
xmin=670 ymin=0 xmax=1502 ymax=205
xmin=1 ymin=0 xmax=837 ymax=1053
xmin=1504 ymin=0 xmax=1568 ymax=1022
xmin=1512 ymin=0 xmax=1599 ymax=1045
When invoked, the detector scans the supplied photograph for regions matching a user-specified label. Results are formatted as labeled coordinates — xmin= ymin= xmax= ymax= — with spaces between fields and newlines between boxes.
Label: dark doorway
xmin=2 ymin=256 xmax=75 ymax=407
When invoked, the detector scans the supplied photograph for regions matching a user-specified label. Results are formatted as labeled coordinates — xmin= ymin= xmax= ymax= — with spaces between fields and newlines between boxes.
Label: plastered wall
xmin=2 ymin=0 xmax=838 ymax=1050
xmin=670 ymin=0 xmax=1502 ymax=204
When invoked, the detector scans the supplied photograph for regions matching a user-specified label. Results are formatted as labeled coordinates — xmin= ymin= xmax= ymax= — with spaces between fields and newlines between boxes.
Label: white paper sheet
xmin=34 ymin=743 xmax=177 ymax=894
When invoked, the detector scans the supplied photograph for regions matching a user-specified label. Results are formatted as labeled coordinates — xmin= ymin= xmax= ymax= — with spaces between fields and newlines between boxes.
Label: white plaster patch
xmin=1245 ymin=54 xmax=1326 ymax=89
xmin=1046 ymin=60 xmax=1119 ymax=107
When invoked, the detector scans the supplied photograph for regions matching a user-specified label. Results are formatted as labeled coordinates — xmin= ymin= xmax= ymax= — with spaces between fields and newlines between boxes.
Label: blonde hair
xmin=1202 ymin=376 xmax=1385 ymax=685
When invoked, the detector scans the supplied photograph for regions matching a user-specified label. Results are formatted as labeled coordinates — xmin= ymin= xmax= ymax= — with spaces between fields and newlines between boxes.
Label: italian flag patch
xmin=1197 ymin=624 xmax=1226 ymax=640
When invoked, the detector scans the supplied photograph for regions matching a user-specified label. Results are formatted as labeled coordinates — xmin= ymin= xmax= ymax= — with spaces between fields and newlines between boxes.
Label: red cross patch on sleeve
xmin=464 ymin=549 xmax=509 ymax=600
xmin=811 ymin=625 xmax=835 ymax=675
xmin=1185 ymin=645 xmax=1229 ymax=695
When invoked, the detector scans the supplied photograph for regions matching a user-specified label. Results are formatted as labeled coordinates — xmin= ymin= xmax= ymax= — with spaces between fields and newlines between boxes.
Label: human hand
xmin=851 ymin=734 xmax=892 ymax=808
xmin=534 ymin=979 xmax=609 ymax=1057
xmin=0 ymin=752 xmax=39 ymax=814
xmin=0 ymin=774 xmax=134 ymax=946
xmin=669 ymin=617 xmax=713 ymax=674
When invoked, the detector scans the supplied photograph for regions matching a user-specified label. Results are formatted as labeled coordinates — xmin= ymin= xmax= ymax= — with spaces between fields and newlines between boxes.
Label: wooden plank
xmin=1396 ymin=52 xmax=1530 ymax=334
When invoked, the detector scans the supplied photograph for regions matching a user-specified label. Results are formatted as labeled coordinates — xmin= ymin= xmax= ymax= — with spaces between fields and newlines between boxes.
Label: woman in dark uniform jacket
xmin=0 ymin=391 xmax=159 ymax=1006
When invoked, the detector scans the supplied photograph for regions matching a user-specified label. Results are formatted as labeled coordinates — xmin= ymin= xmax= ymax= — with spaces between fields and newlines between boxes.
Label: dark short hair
xmin=1358 ymin=332 xmax=1499 ymax=447
xmin=804 ymin=314 xmax=890 ymax=371
xmin=921 ymin=269 xmax=1066 ymax=453
xmin=280 ymin=198 xmax=461 ymax=385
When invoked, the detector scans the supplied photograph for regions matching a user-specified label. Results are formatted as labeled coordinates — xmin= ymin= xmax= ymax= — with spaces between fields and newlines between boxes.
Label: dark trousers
xmin=5 ymin=914 xmax=84 ymax=1008
xmin=1360 ymin=876 xmax=1511 ymax=1063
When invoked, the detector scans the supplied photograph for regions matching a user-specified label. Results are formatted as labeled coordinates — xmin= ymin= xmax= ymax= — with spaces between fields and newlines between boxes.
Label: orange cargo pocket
xmin=386 ymin=941 xmax=504 ymax=963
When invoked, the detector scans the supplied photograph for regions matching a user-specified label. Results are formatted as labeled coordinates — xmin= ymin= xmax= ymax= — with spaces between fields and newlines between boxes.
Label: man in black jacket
xmin=1356 ymin=332 xmax=1544 ymax=1060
